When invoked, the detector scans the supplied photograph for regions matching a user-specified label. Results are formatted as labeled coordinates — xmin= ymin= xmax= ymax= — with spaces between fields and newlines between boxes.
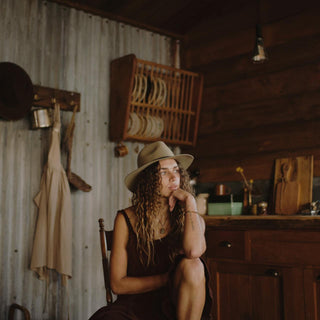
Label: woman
xmin=90 ymin=141 xmax=212 ymax=320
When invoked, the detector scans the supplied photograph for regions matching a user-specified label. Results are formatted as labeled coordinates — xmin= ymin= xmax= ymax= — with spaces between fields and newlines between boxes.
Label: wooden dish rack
xmin=109 ymin=54 xmax=203 ymax=146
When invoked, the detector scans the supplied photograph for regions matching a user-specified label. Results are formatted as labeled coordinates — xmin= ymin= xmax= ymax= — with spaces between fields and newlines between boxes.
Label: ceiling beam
xmin=48 ymin=0 xmax=185 ymax=40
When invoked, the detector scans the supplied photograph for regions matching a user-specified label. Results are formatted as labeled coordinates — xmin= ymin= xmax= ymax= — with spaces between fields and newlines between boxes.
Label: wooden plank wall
xmin=182 ymin=0 xmax=320 ymax=182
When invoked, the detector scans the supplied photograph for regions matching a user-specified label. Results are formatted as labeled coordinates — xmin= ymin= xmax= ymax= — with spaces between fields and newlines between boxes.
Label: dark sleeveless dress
xmin=89 ymin=210 xmax=212 ymax=320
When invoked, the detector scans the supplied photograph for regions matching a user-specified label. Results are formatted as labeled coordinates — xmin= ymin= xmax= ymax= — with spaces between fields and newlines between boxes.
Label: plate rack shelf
xmin=109 ymin=54 xmax=203 ymax=146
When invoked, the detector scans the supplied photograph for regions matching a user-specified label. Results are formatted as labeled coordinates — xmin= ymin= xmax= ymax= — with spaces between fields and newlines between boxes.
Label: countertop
xmin=204 ymin=214 xmax=320 ymax=230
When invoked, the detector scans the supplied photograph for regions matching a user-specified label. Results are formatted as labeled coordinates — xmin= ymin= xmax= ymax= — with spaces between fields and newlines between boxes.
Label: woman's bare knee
xmin=176 ymin=258 xmax=205 ymax=286
xmin=173 ymin=258 xmax=206 ymax=318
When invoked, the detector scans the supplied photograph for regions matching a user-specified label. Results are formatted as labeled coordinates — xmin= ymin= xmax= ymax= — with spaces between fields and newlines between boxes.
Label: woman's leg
xmin=173 ymin=257 xmax=206 ymax=320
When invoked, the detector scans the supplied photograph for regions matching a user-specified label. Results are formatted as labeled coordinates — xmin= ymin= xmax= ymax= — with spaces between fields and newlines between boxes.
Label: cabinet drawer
xmin=250 ymin=231 xmax=320 ymax=266
xmin=205 ymin=230 xmax=245 ymax=260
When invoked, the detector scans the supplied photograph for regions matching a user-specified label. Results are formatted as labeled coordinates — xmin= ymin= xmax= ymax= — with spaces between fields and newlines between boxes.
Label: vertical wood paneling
xmin=0 ymin=0 xmax=172 ymax=318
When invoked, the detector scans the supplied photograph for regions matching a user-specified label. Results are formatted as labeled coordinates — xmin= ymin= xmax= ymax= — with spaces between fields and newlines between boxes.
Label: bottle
xmin=243 ymin=187 xmax=249 ymax=214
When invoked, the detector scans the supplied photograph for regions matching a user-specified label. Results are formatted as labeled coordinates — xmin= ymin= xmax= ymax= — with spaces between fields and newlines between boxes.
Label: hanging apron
xmin=30 ymin=104 xmax=72 ymax=286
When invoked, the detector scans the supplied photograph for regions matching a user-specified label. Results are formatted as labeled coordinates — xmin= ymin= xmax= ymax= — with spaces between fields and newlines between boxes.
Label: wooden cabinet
xmin=109 ymin=54 xmax=203 ymax=146
xmin=304 ymin=268 xmax=320 ymax=320
xmin=204 ymin=217 xmax=320 ymax=320
xmin=209 ymin=261 xmax=289 ymax=320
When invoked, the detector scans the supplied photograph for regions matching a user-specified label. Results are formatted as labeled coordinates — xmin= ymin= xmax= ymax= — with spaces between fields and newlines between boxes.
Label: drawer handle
xmin=266 ymin=269 xmax=280 ymax=277
xmin=316 ymin=275 xmax=320 ymax=281
xmin=219 ymin=241 xmax=232 ymax=248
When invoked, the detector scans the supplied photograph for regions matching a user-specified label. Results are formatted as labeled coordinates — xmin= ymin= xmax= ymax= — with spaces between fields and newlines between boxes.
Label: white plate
xmin=138 ymin=75 xmax=148 ymax=102
xmin=148 ymin=115 xmax=157 ymax=138
xmin=127 ymin=114 xmax=132 ymax=131
xmin=136 ymin=114 xmax=146 ymax=136
xmin=131 ymin=75 xmax=138 ymax=101
xmin=133 ymin=74 xmax=142 ymax=102
xmin=159 ymin=79 xmax=168 ymax=106
xmin=127 ymin=112 xmax=140 ymax=136
xmin=156 ymin=78 xmax=167 ymax=106
xmin=153 ymin=78 xmax=163 ymax=106
xmin=148 ymin=77 xmax=158 ymax=105
xmin=154 ymin=116 xmax=164 ymax=138
xmin=144 ymin=115 xmax=154 ymax=137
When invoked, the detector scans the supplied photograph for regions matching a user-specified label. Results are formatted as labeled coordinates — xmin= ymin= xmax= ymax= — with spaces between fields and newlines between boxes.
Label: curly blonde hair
xmin=131 ymin=160 xmax=193 ymax=266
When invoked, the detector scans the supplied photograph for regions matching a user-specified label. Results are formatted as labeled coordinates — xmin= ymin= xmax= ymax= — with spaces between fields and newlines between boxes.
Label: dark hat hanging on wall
xmin=0 ymin=62 xmax=34 ymax=120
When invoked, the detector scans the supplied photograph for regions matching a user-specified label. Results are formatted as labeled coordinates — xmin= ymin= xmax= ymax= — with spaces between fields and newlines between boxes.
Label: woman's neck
xmin=158 ymin=197 xmax=170 ymax=215
xmin=154 ymin=199 xmax=171 ymax=237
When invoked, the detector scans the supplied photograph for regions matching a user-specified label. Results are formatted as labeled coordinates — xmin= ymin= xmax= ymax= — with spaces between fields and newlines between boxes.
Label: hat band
xmin=139 ymin=155 xmax=174 ymax=168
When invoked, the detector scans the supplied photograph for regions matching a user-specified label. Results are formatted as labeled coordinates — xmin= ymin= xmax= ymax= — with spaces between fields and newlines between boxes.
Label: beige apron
xmin=30 ymin=104 xmax=72 ymax=286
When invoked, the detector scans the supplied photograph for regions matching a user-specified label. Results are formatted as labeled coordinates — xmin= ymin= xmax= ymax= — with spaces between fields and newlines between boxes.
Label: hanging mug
xmin=31 ymin=108 xmax=52 ymax=129
xmin=115 ymin=142 xmax=129 ymax=157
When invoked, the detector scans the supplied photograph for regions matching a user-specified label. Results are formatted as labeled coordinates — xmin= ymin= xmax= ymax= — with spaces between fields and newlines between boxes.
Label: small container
xmin=251 ymin=204 xmax=258 ymax=215
xmin=215 ymin=184 xmax=231 ymax=196
xmin=31 ymin=108 xmax=51 ymax=129
xmin=114 ymin=142 xmax=128 ymax=157
xmin=258 ymin=201 xmax=268 ymax=215
xmin=196 ymin=193 xmax=209 ymax=215
xmin=310 ymin=201 xmax=320 ymax=216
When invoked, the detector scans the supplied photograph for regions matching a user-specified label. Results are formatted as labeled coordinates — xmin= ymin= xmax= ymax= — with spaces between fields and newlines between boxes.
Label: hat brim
xmin=125 ymin=154 xmax=194 ymax=192
xmin=0 ymin=62 xmax=33 ymax=121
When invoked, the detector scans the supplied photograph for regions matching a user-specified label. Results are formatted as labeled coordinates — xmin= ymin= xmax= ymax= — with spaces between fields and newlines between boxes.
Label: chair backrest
xmin=8 ymin=303 xmax=31 ymax=320
xmin=98 ymin=218 xmax=113 ymax=305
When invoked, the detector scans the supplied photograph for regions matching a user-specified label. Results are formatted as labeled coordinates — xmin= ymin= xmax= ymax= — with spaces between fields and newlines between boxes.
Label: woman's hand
xmin=168 ymin=188 xmax=197 ymax=212
xmin=168 ymin=189 xmax=206 ymax=258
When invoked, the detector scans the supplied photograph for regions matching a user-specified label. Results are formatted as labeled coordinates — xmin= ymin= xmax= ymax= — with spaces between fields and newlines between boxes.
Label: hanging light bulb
xmin=252 ymin=24 xmax=268 ymax=64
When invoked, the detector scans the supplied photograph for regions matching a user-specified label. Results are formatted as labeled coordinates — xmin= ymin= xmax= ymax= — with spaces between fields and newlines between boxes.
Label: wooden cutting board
xmin=274 ymin=163 xmax=300 ymax=214
xmin=274 ymin=156 xmax=313 ymax=215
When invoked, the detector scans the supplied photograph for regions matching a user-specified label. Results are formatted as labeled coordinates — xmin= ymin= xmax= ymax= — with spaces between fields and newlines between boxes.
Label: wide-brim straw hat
xmin=125 ymin=141 xmax=194 ymax=192
xmin=0 ymin=62 xmax=34 ymax=121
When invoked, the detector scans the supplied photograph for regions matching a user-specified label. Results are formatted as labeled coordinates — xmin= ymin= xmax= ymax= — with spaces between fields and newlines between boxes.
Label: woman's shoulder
xmin=116 ymin=206 xmax=137 ymax=232
xmin=117 ymin=206 xmax=135 ymax=219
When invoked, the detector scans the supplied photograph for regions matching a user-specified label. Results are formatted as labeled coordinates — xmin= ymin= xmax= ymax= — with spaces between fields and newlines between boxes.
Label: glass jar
xmin=258 ymin=201 xmax=268 ymax=215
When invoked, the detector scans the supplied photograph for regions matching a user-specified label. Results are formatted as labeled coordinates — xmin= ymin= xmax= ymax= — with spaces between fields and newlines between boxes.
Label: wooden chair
xmin=98 ymin=218 xmax=113 ymax=305
xmin=8 ymin=303 xmax=31 ymax=320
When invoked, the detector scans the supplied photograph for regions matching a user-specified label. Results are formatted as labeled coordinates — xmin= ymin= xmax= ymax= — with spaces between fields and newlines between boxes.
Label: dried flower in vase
xmin=236 ymin=167 xmax=251 ymax=190
xmin=236 ymin=167 xmax=253 ymax=208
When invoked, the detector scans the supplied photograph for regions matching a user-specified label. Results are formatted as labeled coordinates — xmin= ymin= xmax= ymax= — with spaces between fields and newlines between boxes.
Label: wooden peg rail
xmin=33 ymin=85 xmax=81 ymax=112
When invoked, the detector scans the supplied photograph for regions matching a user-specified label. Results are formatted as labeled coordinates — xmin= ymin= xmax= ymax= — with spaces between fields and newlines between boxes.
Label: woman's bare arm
xmin=169 ymin=189 xmax=206 ymax=259
xmin=110 ymin=211 xmax=168 ymax=295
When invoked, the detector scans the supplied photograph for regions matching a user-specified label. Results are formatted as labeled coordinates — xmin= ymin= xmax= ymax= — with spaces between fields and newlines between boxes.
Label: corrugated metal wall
xmin=0 ymin=0 xmax=173 ymax=318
